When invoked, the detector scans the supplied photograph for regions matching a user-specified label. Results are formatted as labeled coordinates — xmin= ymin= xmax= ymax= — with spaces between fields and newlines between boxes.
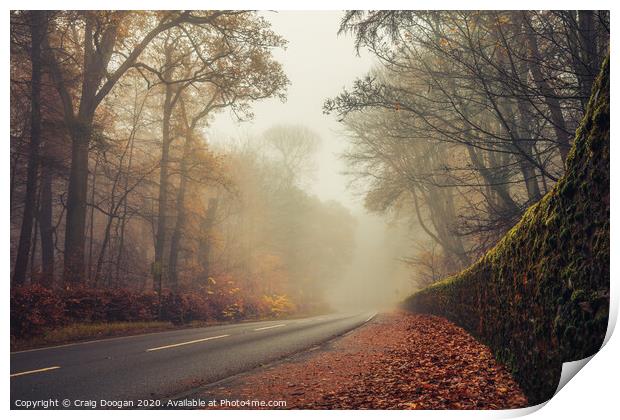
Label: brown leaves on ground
xmin=203 ymin=311 xmax=529 ymax=409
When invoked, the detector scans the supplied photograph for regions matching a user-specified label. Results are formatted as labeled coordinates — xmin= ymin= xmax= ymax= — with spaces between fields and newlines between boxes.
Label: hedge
xmin=11 ymin=284 xmax=295 ymax=339
xmin=403 ymin=56 xmax=609 ymax=405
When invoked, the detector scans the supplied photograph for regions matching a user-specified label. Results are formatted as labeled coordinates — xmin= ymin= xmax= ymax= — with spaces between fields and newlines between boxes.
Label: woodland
xmin=10 ymin=11 xmax=610 ymax=346
xmin=11 ymin=11 xmax=355 ymax=337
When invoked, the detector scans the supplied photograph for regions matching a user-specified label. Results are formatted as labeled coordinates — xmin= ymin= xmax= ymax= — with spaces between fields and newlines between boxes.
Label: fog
xmin=208 ymin=11 xmax=414 ymax=311
xmin=326 ymin=212 xmax=414 ymax=311
xmin=210 ymin=11 xmax=371 ymax=208
xmin=11 ymin=9 xmax=598 ymax=322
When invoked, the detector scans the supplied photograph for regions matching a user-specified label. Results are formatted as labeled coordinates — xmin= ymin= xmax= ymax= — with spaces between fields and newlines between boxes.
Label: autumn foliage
xmin=10 ymin=11 xmax=355 ymax=342
xmin=11 ymin=284 xmax=297 ymax=339
xmin=205 ymin=312 xmax=528 ymax=409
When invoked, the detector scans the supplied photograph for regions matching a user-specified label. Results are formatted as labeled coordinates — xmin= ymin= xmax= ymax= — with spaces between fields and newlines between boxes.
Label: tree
xmin=326 ymin=10 xmax=608 ymax=275
xmin=262 ymin=125 xmax=321 ymax=187
xmin=13 ymin=11 xmax=47 ymax=285
xmin=203 ymin=132 xmax=355 ymax=311
xmin=43 ymin=11 xmax=251 ymax=285
xmin=133 ymin=16 xmax=289 ymax=290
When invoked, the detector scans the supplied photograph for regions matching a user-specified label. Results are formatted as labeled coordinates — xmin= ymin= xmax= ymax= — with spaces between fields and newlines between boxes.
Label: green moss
xmin=570 ymin=289 xmax=588 ymax=302
xmin=595 ymin=306 xmax=609 ymax=322
xmin=559 ymin=181 xmax=575 ymax=198
xmin=402 ymin=56 xmax=609 ymax=406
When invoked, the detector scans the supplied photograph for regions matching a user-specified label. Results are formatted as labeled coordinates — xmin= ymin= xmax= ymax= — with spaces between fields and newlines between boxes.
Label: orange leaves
xmin=10 ymin=280 xmax=300 ymax=338
xmin=204 ymin=311 xmax=529 ymax=410
xmin=261 ymin=294 xmax=296 ymax=318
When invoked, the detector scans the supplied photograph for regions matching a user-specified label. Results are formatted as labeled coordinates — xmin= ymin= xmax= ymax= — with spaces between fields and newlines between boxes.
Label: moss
xmin=402 ymin=56 xmax=609 ymax=405
xmin=595 ymin=306 xmax=609 ymax=322
xmin=559 ymin=181 xmax=575 ymax=198
xmin=570 ymin=289 xmax=588 ymax=303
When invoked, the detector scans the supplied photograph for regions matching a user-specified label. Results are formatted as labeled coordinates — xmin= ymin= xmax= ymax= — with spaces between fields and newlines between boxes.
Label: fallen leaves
xmin=201 ymin=311 xmax=529 ymax=410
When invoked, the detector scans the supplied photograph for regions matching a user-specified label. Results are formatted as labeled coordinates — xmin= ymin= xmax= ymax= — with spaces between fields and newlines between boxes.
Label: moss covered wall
xmin=403 ymin=57 xmax=609 ymax=405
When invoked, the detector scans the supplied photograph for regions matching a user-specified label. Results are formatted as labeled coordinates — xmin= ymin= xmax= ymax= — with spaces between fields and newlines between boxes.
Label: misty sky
xmin=208 ymin=11 xmax=374 ymax=212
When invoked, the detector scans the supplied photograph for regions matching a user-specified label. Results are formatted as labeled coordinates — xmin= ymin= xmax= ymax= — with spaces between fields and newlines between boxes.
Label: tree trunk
xmin=86 ymin=156 xmax=99 ymax=284
xmin=115 ymin=129 xmax=136 ymax=287
xmin=424 ymin=187 xmax=469 ymax=267
xmin=410 ymin=185 xmax=468 ymax=269
xmin=39 ymin=153 xmax=55 ymax=287
xmin=466 ymin=145 xmax=520 ymax=213
xmin=168 ymin=130 xmax=193 ymax=289
xmin=153 ymin=79 xmax=175 ymax=292
xmin=199 ymin=198 xmax=219 ymax=280
xmin=578 ymin=11 xmax=598 ymax=101
xmin=10 ymin=133 xmax=25 ymax=204
xmin=513 ymin=92 xmax=543 ymax=203
xmin=519 ymin=159 xmax=542 ymax=203
xmin=13 ymin=11 xmax=45 ymax=286
xmin=63 ymin=127 xmax=91 ymax=286
xmin=565 ymin=11 xmax=599 ymax=111
xmin=94 ymin=214 xmax=114 ymax=286
xmin=522 ymin=17 xmax=572 ymax=165
xmin=115 ymin=218 xmax=127 ymax=287
xmin=30 ymin=204 xmax=39 ymax=283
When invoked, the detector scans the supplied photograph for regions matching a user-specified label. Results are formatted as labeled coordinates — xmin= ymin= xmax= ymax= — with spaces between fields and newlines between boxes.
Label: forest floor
xmin=197 ymin=311 xmax=529 ymax=409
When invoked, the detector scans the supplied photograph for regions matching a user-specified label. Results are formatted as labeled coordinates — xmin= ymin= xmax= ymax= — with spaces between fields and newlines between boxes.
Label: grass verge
xmin=11 ymin=310 xmax=329 ymax=352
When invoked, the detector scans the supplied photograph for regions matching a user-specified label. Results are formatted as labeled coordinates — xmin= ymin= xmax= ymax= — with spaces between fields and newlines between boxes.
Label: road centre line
xmin=11 ymin=319 xmax=292 ymax=354
xmin=254 ymin=324 xmax=286 ymax=331
xmin=11 ymin=329 xmax=187 ymax=354
xmin=11 ymin=366 xmax=61 ymax=378
xmin=145 ymin=335 xmax=229 ymax=352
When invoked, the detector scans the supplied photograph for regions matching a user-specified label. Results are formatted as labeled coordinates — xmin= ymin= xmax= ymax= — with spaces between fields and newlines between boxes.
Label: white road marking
xmin=365 ymin=312 xmax=377 ymax=323
xmin=11 ymin=329 xmax=180 ymax=354
xmin=253 ymin=324 xmax=286 ymax=331
xmin=11 ymin=366 xmax=61 ymax=378
xmin=145 ymin=334 xmax=229 ymax=352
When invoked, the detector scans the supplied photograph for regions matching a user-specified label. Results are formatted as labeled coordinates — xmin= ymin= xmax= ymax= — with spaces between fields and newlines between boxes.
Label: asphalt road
xmin=11 ymin=311 xmax=375 ymax=409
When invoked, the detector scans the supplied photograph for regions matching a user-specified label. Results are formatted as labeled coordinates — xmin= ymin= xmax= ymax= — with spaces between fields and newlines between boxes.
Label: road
xmin=11 ymin=311 xmax=375 ymax=409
